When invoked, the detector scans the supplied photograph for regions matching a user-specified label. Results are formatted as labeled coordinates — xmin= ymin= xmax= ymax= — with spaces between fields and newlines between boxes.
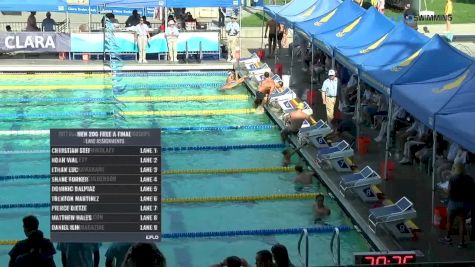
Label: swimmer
xmin=282 ymin=143 xmax=306 ymax=166
xmin=313 ymin=194 xmax=331 ymax=222
xmin=254 ymin=72 xmax=275 ymax=111
xmin=293 ymin=165 xmax=315 ymax=185
xmin=274 ymin=81 xmax=284 ymax=91
xmin=220 ymin=70 xmax=248 ymax=90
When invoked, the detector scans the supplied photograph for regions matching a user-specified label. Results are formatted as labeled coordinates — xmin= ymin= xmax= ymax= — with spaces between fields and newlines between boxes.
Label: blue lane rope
xmin=161 ymin=124 xmax=276 ymax=132
xmin=0 ymin=97 xmax=112 ymax=104
xmin=162 ymin=143 xmax=285 ymax=151
xmin=0 ymin=111 xmax=112 ymax=119
xmin=125 ymin=82 xmax=224 ymax=89
xmin=161 ymin=226 xmax=352 ymax=238
xmin=0 ymin=175 xmax=50 ymax=182
xmin=116 ymin=71 xmax=228 ymax=77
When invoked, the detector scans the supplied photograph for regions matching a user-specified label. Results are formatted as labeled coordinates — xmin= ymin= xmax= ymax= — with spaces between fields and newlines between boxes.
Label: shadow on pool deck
xmin=244 ymin=46 xmax=475 ymax=263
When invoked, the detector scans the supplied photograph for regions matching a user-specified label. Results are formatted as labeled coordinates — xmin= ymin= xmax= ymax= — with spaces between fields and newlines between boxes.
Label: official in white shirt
xmin=165 ymin=20 xmax=180 ymax=62
xmin=321 ymin=69 xmax=339 ymax=124
xmin=225 ymin=15 xmax=240 ymax=62
xmin=131 ymin=17 xmax=151 ymax=63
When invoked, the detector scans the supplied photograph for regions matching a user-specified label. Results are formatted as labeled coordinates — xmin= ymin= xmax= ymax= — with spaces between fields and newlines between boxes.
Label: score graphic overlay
xmin=50 ymin=129 xmax=161 ymax=242
xmin=354 ymin=251 xmax=416 ymax=265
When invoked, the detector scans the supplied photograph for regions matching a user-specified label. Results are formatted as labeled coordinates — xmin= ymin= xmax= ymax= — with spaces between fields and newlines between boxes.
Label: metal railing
xmin=297 ymin=228 xmax=309 ymax=267
xmin=330 ymin=227 xmax=341 ymax=266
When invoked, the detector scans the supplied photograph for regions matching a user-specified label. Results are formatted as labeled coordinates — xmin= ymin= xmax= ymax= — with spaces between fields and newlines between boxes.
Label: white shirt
xmin=131 ymin=23 xmax=149 ymax=36
xmin=447 ymin=142 xmax=459 ymax=161
xmin=322 ymin=78 xmax=338 ymax=97
xmin=165 ymin=26 xmax=179 ymax=39
xmin=226 ymin=21 xmax=240 ymax=36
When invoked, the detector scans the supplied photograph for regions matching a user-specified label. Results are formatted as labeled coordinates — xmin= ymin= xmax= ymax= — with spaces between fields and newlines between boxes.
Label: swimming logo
xmin=336 ymin=17 xmax=362 ymax=38
xmin=314 ymin=9 xmax=337 ymax=27
xmin=432 ymin=69 xmax=470 ymax=94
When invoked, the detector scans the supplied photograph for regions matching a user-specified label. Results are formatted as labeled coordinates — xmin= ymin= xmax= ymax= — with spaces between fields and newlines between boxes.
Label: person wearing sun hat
xmin=321 ymin=69 xmax=339 ymax=126
xmin=165 ymin=20 xmax=180 ymax=62
xmin=225 ymin=14 xmax=240 ymax=62
xmin=281 ymin=102 xmax=309 ymax=144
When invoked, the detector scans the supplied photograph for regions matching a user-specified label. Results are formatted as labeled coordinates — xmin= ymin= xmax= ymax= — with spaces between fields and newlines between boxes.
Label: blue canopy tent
xmin=334 ymin=21 xmax=422 ymax=74
xmin=272 ymin=0 xmax=318 ymax=22
xmin=360 ymin=35 xmax=466 ymax=96
xmin=0 ymin=0 xmax=67 ymax=12
xmin=391 ymin=38 xmax=473 ymax=127
xmin=437 ymin=64 xmax=475 ymax=152
xmin=392 ymin=62 xmax=474 ymax=219
xmin=295 ymin=0 xmax=364 ymax=39
xmin=279 ymin=0 xmax=341 ymax=29
xmin=311 ymin=4 xmax=380 ymax=57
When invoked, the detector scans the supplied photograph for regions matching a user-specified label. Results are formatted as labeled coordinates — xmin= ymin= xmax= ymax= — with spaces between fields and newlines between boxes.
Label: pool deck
xmin=0 ymin=59 xmax=234 ymax=72
xmin=238 ymin=48 xmax=475 ymax=264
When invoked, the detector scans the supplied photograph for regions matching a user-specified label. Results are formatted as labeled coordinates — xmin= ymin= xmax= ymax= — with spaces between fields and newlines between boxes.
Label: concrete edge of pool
xmin=237 ymin=66 xmax=397 ymax=254
xmin=0 ymin=60 xmax=234 ymax=72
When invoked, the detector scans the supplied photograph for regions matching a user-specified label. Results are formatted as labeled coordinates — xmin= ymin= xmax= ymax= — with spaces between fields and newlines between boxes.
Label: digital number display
xmin=354 ymin=251 xmax=416 ymax=265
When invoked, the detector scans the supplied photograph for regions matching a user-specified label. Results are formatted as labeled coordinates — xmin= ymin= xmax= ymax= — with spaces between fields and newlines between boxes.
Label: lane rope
xmin=0 ymin=125 xmax=276 ymax=136
xmin=120 ymin=109 xmax=256 ymax=117
xmin=0 ymin=73 xmax=110 ymax=79
xmin=0 ymin=111 xmax=112 ymax=119
xmin=0 ymin=85 xmax=112 ymax=91
xmin=0 ymin=166 xmax=293 ymax=181
xmin=0 ymin=226 xmax=351 ymax=244
xmin=0 ymin=95 xmax=249 ymax=104
xmin=0 ymin=193 xmax=320 ymax=209
xmin=117 ymin=95 xmax=249 ymax=102
xmin=125 ymin=82 xmax=223 ymax=89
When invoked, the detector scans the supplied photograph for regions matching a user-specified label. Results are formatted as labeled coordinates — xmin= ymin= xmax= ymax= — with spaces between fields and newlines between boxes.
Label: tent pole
xmin=239 ymin=5 xmax=242 ymax=53
xmin=431 ymin=129 xmax=437 ymax=224
xmin=66 ymin=11 xmax=70 ymax=33
xmin=274 ymin=20 xmax=278 ymax=65
xmin=355 ymin=74 xmax=361 ymax=151
xmin=88 ymin=6 xmax=91 ymax=33
xmin=290 ymin=34 xmax=294 ymax=77
xmin=260 ymin=9 xmax=265 ymax=49
xmin=310 ymin=40 xmax=314 ymax=92
xmin=383 ymin=98 xmax=393 ymax=180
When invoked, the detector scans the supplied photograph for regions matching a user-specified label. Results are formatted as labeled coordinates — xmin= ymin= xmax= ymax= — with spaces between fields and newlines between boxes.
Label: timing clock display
xmin=354 ymin=251 xmax=416 ymax=265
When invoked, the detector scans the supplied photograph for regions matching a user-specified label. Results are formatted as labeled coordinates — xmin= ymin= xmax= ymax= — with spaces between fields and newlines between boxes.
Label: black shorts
xmin=277 ymin=32 xmax=284 ymax=40
xmin=268 ymin=34 xmax=276 ymax=43
xmin=256 ymin=91 xmax=265 ymax=100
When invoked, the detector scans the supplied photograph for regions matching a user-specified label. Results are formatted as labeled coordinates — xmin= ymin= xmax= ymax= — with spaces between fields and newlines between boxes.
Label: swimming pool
xmin=0 ymin=72 xmax=371 ymax=266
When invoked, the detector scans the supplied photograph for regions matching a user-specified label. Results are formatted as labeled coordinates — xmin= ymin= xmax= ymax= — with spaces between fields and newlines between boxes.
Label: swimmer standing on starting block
xmin=220 ymin=70 xmax=249 ymax=90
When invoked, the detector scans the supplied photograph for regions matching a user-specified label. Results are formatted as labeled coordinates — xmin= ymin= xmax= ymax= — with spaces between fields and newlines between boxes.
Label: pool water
xmin=0 ymin=72 xmax=371 ymax=266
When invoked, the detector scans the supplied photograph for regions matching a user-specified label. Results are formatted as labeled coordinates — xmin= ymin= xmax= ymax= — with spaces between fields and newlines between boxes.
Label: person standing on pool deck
xmin=225 ymin=15 xmax=240 ymax=62
xmin=57 ymin=242 xmax=101 ymax=267
xmin=440 ymin=163 xmax=473 ymax=248
xmin=165 ymin=20 xmax=180 ymax=62
xmin=321 ymin=69 xmax=339 ymax=126
xmin=130 ymin=17 xmax=151 ymax=63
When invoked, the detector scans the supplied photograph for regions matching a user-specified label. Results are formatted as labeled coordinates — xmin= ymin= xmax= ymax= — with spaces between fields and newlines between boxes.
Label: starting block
xmin=278 ymin=98 xmax=313 ymax=116
xmin=380 ymin=199 xmax=421 ymax=240
xmin=269 ymin=87 xmax=297 ymax=103
xmin=368 ymin=197 xmax=419 ymax=240
xmin=298 ymin=119 xmax=332 ymax=148
xmin=239 ymin=53 xmax=260 ymax=64
xmin=339 ymin=166 xmax=382 ymax=202
xmin=315 ymin=140 xmax=354 ymax=172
